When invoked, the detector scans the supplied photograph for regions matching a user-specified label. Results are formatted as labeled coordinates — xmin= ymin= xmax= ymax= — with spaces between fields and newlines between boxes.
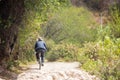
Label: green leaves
xmin=79 ymin=37 xmax=120 ymax=79
xmin=24 ymin=0 xmax=70 ymax=21
xmin=110 ymin=6 xmax=120 ymax=38
xmin=46 ymin=41 xmax=79 ymax=61
xmin=41 ymin=7 xmax=98 ymax=44
xmin=18 ymin=0 xmax=70 ymax=62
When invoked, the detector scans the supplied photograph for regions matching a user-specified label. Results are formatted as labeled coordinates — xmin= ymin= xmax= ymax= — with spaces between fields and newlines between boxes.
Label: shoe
xmin=42 ymin=63 xmax=44 ymax=66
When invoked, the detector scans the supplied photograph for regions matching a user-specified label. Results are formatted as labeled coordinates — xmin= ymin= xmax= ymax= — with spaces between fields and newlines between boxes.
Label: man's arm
xmin=43 ymin=42 xmax=47 ymax=50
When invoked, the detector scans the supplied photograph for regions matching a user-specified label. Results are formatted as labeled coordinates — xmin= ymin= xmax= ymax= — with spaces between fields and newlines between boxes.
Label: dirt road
xmin=16 ymin=62 xmax=99 ymax=80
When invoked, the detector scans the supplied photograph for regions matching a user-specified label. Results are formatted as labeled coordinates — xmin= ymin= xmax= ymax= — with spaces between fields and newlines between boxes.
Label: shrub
xmin=79 ymin=37 xmax=120 ymax=80
xmin=83 ymin=42 xmax=99 ymax=61
xmin=46 ymin=42 xmax=79 ymax=62
xmin=46 ymin=51 xmax=59 ymax=61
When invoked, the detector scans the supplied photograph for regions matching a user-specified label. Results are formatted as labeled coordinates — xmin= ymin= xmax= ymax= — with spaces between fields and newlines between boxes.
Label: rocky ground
xmin=16 ymin=62 xmax=99 ymax=80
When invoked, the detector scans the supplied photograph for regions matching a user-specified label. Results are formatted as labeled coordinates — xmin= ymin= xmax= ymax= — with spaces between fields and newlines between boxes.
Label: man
xmin=34 ymin=37 xmax=47 ymax=66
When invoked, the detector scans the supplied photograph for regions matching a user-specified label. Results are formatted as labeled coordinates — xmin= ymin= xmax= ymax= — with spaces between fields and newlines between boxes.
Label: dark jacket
xmin=35 ymin=40 xmax=47 ymax=52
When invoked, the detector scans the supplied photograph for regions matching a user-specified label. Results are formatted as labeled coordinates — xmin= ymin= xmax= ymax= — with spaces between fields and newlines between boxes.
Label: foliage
xmin=79 ymin=37 xmax=120 ymax=80
xmin=97 ymin=25 xmax=112 ymax=41
xmin=45 ymin=39 xmax=59 ymax=61
xmin=46 ymin=51 xmax=59 ymax=61
xmin=46 ymin=40 xmax=79 ymax=62
xmin=24 ymin=0 xmax=71 ymax=21
xmin=83 ymin=42 xmax=99 ymax=61
xmin=0 ymin=0 xmax=24 ymax=69
xmin=1 ymin=1 xmax=119 ymax=80
xmin=18 ymin=0 xmax=71 ymax=62
xmin=110 ymin=6 xmax=120 ymax=38
xmin=41 ymin=7 xmax=98 ymax=44
xmin=18 ymin=1 xmax=120 ymax=80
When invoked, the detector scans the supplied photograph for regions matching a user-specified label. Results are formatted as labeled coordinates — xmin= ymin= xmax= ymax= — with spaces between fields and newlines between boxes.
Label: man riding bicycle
xmin=34 ymin=37 xmax=47 ymax=66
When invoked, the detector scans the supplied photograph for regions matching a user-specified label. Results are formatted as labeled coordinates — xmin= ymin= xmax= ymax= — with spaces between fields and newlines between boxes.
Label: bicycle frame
xmin=38 ymin=52 xmax=42 ymax=70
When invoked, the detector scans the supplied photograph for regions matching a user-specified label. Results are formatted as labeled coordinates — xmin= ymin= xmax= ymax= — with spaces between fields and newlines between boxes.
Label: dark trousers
xmin=36 ymin=49 xmax=45 ymax=63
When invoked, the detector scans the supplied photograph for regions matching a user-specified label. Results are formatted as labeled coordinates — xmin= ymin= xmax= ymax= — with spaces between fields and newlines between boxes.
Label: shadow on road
xmin=0 ymin=66 xmax=28 ymax=80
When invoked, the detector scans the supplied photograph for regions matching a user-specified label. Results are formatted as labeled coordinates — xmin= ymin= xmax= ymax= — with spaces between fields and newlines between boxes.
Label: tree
xmin=0 ymin=0 xmax=71 ymax=68
xmin=41 ymin=7 xmax=97 ymax=44
xmin=0 ymin=0 xmax=24 ymax=68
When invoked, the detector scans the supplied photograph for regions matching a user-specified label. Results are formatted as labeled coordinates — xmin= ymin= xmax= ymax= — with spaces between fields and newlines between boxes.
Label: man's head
xmin=38 ymin=37 xmax=43 ymax=41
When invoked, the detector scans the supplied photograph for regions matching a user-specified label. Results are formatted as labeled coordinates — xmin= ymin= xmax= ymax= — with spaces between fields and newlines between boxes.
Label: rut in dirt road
xmin=17 ymin=62 xmax=100 ymax=80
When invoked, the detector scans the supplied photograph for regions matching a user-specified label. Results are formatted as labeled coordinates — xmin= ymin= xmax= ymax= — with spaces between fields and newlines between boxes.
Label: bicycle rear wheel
xmin=38 ymin=52 xmax=41 ymax=70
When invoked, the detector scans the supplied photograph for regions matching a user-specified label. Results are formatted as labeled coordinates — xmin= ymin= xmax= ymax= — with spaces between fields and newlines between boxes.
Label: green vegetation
xmin=110 ymin=6 xmax=120 ymax=38
xmin=18 ymin=0 xmax=71 ymax=63
xmin=0 ymin=0 xmax=120 ymax=80
xmin=46 ymin=41 xmax=79 ymax=61
xmin=42 ymin=4 xmax=120 ymax=80
xmin=79 ymin=37 xmax=120 ymax=80
xmin=18 ymin=1 xmax=120 ymax=79
xmin=41 ymin=7 xmax=98 ymax=44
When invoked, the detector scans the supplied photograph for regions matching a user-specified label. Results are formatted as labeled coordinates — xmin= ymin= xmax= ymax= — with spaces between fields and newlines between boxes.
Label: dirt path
xmin=16 ymin=62 xmax=99 ymax=80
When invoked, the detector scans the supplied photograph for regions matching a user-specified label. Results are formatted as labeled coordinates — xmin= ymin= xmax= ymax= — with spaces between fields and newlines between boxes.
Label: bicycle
xmin=36 ymin=49 xmax=45 ymax=70
xmin=38 ymin=51 xmax=42 ymax=70
xmin=35 ymin=50 xmax=42 ymax=70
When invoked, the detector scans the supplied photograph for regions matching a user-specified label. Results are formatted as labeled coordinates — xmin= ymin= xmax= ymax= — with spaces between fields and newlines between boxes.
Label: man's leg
xmin=36 ymin=52 xmax=39 ymax=62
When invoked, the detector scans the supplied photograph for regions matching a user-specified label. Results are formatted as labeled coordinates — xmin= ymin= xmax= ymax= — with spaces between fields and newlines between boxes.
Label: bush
xmin=83 ymin=42 xmax=99 ymax=61
xmin=46 ymin=51 xmax=59 ymax=61
xmin=79 ymin=37 xmax=120 ymax=80
xmin=46 ymin=41 xmax=79 ymax=62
